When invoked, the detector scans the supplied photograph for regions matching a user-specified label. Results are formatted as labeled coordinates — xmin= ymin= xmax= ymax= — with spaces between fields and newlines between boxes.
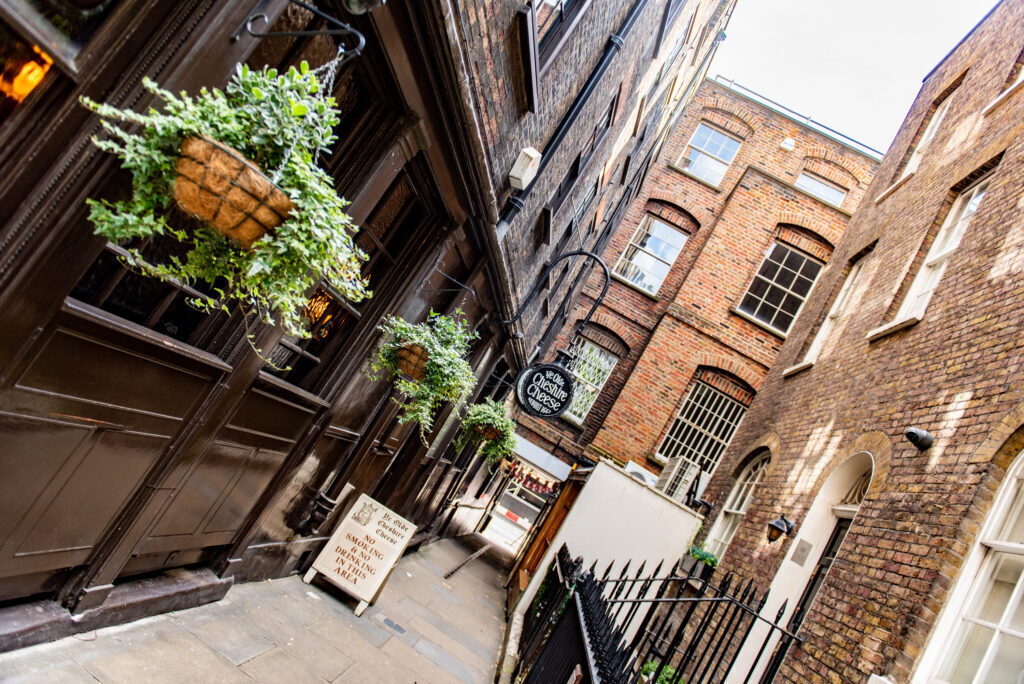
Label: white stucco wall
xmin=514 ymin=460 xmax=704 ymax=617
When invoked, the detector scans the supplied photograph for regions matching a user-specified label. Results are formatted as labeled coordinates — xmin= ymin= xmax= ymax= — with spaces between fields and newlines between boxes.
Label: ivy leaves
xmin=455 ymin=398 xmax=517 ymax=466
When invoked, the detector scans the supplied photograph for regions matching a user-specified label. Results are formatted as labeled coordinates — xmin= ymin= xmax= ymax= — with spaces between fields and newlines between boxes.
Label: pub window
xmin=0 ymin=18 xmax=50 ymax=124
xmin=562 ymin=337 xmax=617 ymax=424
xmin=2 ymin=1 xmax=124 ymax=128
xmin=263 ymin=173 xmax=420 ymax=392
xmin=1 ymin=1 xmax=123 ymax=71
xmin=70 ymin=231 xmax=229 ymax=352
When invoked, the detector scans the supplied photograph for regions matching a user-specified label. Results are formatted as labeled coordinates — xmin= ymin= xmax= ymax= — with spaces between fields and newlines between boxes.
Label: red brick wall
xmin=695 ymin=3 xmax=1024 ymax=681
xmin=519 ymin=78 xmax=878 ymax=471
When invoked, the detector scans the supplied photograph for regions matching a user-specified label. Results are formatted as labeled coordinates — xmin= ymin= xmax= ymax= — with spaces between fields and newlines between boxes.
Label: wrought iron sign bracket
xmin=502 ymin=250 xmax=611 ymax=361
xmin=232 ymin=0 xmax=367 ymax=58
xmin=504 ymin=251 xmax=610 ymax=420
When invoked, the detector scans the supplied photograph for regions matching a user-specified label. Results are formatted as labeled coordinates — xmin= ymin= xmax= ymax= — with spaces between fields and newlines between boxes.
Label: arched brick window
xmin=704 ymin=450 xmax=770 ymax=557
xmin=654 ymin=367 xmax=755 ymax=503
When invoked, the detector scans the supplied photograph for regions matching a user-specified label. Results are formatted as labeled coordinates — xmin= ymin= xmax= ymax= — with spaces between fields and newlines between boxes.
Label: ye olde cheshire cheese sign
xmin=515 ymin=363 xmax=574 ymax=418
xmin=304 ymin=493 xmax=414 ymax=614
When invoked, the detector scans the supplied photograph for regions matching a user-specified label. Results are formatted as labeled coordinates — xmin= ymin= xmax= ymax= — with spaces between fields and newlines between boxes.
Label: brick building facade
xmin=517 ymin=77 xmax=879 ymax=489
xmin=0 ymin=0 xmax=730 ymax=649
xmin=690 ymin=1 xmax=1024 ymax=681
xmin=473 ymin=0 xmax=738 ymax=362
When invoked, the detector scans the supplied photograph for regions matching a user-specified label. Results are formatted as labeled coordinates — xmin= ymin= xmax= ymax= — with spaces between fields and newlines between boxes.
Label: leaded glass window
xmin=562 ymin=338 xmax=617 ymax=424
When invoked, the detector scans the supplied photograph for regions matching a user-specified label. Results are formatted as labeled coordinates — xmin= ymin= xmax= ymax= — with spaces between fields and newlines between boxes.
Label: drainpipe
xmin=494 ymin=0 xmax=653 ymax=239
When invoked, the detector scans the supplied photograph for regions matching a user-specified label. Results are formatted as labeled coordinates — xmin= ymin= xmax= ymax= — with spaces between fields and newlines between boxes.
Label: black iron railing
xmin=516 ymin=545 xmax=802 ymax=684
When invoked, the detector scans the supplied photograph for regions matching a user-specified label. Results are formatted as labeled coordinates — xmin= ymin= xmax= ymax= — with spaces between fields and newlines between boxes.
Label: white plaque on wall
xmin=303 ymin=493 xmax=416 ymax=613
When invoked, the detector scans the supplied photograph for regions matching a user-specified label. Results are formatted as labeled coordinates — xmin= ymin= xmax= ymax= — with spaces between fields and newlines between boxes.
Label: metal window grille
xmin=563 ymin=338 xmax=617 ymax=424
xmin=657 ymin=380 xmax=747 ymax=500
xmin=738 ymin=242 xmax=822 ymax=334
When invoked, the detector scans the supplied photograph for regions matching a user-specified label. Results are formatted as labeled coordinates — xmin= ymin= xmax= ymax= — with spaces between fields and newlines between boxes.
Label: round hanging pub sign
xmin=515 ymin=363 xmax=574 ymax=418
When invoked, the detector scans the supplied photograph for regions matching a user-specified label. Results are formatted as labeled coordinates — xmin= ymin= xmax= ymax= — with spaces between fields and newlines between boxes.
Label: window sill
xmin=728 ymin=307 xmax=787 ymax=340
xmin=982 ymin=77 xmax=1024 ymax=116
xmin=782 ymin=360 xmax=814 ymax=377
xmin=866 ymin=315 xmax=920 ymax=342
xmin=667 ymin=163 xmax=723 ymax=192
xmin=561 ymin=414 xmax=586 ymax=429
xmin=611 ymin=272 xmax=661 ymax=300
xmin=875 ymin=172 xmax=914 ymax=204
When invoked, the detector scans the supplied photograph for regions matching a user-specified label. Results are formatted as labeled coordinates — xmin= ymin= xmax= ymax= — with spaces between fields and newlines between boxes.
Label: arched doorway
xmin=729 ymin=449 xmax=874 ymax=683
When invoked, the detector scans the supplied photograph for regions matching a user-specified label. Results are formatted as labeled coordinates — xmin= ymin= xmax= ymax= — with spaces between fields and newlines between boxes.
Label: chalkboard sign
xmin=515 ymin=363 xmax=574 ymax=418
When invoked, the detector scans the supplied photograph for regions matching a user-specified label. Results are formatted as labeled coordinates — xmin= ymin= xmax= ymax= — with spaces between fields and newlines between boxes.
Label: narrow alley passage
xmin=0 ymin=539 xmax=506 ymax=684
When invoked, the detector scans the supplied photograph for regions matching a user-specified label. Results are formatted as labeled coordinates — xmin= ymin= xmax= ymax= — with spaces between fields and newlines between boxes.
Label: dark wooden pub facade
xmin=0 ymin=0 xmax=518 ymax=644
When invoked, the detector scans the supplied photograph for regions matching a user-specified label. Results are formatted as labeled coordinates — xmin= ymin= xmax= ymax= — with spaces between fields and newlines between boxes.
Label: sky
xmin=708 ymin=0 xmax=1000 ymax=154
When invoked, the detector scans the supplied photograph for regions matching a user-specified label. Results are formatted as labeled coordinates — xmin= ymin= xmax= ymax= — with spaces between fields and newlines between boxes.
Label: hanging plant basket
xmin=472 ymin=423 xmax=503 ymax=441
xmin=80 ymin=56 xmax=373 ymax=351
xmin=174 ymin=135 xmax=294 ymax=249
xmin=456 ymin=398 xmax=517 ymax=467
xmin=369 ymin=311 xmax=478 ymax=443
xmin=395 ymin=343 xmax=429 ymax=381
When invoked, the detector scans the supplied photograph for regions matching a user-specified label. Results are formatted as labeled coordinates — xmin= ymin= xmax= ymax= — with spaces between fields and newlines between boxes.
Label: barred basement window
xmin=738 ymin=242 xmax=822 ymax=334
xmin=656 ymin=380 xmax=747 ymax=501
xmin=562 ymin=338 xmax=617 ymax=424
xmin=705 ymin=452 xmax=770 ymax=557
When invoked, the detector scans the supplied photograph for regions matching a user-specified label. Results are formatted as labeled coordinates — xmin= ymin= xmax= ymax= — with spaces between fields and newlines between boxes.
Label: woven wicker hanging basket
xmin=472 ymin=423 xmax=503 ymax=441
xmin=173 ymin=135 xmax=295 ymax=249
xmin=396 ymin=343 xmax=429 ymax=381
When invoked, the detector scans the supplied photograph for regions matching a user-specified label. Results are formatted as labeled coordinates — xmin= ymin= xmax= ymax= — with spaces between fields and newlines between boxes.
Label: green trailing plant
xmin=689 ymin=545 xmax=719 ymax=568
xmin=455 ymin=398 xmax=517 ymax=466
xmin=369 ymin=310 xmax=478 ymax=442
xmin=640 ymin=661 xmax=681 ymax=684
xmin=80 ymin=60 xmax=371 ymax=346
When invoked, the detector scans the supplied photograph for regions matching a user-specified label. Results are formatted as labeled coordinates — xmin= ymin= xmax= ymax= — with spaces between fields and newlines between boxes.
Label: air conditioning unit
xmin=509 ymin=147 xmax=542 ymax=190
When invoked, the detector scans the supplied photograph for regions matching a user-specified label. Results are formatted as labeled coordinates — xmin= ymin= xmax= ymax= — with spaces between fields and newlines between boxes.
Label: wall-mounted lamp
xmin=767 ymin=514 xmax=795 ymax=543
xmin=692 ymin=498 xmax=714 ymax=516
xmin=342 ymin=0 xmax=386 ymax=14
xmin=904 ymin=427 xmax=934 ymax=451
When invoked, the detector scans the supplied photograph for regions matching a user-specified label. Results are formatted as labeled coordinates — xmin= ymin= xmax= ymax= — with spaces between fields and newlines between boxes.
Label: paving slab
xmin=0 ymin=538 xmax=506 ymax=684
